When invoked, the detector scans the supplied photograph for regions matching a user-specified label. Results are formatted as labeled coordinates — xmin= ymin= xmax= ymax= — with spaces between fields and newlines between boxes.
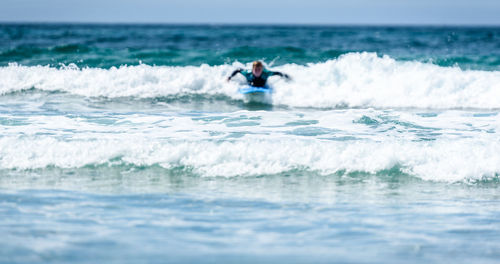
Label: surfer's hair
xmin=252 ymin=61 xmax=263 ymax=69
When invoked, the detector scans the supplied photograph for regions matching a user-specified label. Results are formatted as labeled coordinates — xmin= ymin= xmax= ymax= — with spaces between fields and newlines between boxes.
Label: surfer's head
xmin=252 ymin=61 xmax=263 ymax=77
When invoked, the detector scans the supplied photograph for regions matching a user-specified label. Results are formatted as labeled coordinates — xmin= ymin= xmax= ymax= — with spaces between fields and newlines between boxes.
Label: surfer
xmin=227 ymin=61 xmax=290 ymax=87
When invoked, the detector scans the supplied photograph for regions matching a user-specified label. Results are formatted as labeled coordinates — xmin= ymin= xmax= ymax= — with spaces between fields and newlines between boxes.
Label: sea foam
xmin=1 ymin=135 xmax=499 ymax=182
xmin=1 ymin=52 xmax=500 ymax=109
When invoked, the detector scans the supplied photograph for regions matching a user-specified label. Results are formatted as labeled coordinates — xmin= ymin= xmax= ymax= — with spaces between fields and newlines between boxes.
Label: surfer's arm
xmin=227 ymin=68 xmax=243 ymax=81
xmin=271 ymin=71 xmax=291 ymax=80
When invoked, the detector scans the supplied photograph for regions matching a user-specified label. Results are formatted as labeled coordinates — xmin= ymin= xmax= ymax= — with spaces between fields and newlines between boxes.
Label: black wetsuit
xmin=228 ymin=68 xmax=287 ymax=87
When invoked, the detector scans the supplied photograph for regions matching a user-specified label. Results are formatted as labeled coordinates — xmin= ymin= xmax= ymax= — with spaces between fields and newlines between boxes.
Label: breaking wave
xmin=1 ymin=52 xmax=500 ymax=109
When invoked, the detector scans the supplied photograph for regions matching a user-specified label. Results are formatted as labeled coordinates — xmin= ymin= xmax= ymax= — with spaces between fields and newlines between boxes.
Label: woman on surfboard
xmin=227 ymin=61 xmax=290 ymax=87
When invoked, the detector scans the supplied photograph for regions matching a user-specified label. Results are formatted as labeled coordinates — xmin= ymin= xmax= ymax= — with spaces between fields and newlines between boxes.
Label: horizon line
xmin=1 ymin=21 xmax=500 ymax=27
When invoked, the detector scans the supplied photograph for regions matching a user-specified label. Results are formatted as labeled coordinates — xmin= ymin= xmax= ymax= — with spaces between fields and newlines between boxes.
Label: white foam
xmin=1 ymin=53 xmax=500 ymax=109
xmin=1 ymin=135 xmax=499 ymax=183
xmin=1 ymin=107 xmax=500 ymax=183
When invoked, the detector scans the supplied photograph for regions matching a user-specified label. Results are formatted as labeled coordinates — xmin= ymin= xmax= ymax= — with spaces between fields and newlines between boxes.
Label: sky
xmin=1 ymin=0 xmax=500 ymax=25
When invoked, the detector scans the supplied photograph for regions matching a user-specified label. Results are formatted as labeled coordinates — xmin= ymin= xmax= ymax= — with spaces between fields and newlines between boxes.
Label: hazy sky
xmin=1 ymin=0 xmax=500 ymax=25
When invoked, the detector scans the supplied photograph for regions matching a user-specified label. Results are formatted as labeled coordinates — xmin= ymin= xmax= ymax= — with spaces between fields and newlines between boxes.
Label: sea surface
xmin=1 ymin=24 xmax=500 ymax=263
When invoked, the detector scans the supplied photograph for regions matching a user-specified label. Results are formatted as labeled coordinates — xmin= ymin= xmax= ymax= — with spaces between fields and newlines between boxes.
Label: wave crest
xmin=1 ymin=52 xmax=500 ymax=109
xmin=1 ymin=136 xmax=499 ymax=183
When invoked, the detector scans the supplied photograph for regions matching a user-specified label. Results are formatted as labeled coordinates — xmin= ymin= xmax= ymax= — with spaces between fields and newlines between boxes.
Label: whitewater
xmin=1 ymin=106 xmax=500 ymax=183
xmin=2 ymin=52 xmax=500 ymax=108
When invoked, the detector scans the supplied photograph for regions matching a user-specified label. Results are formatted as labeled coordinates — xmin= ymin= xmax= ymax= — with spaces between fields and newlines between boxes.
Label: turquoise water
xmin=2 ymin=24 xmax=500 ymax=69
xmin=1 ymin=24 xmax=500 ymax=263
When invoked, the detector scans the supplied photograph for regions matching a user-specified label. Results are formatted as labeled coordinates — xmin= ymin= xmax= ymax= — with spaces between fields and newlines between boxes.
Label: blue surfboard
xmin=238 ymin=86 xmax=272 ymax=94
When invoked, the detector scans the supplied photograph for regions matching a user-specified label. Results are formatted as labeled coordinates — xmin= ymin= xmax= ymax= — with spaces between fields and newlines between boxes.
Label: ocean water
xmin=1 ymin=24 xmax=500 ymax=263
